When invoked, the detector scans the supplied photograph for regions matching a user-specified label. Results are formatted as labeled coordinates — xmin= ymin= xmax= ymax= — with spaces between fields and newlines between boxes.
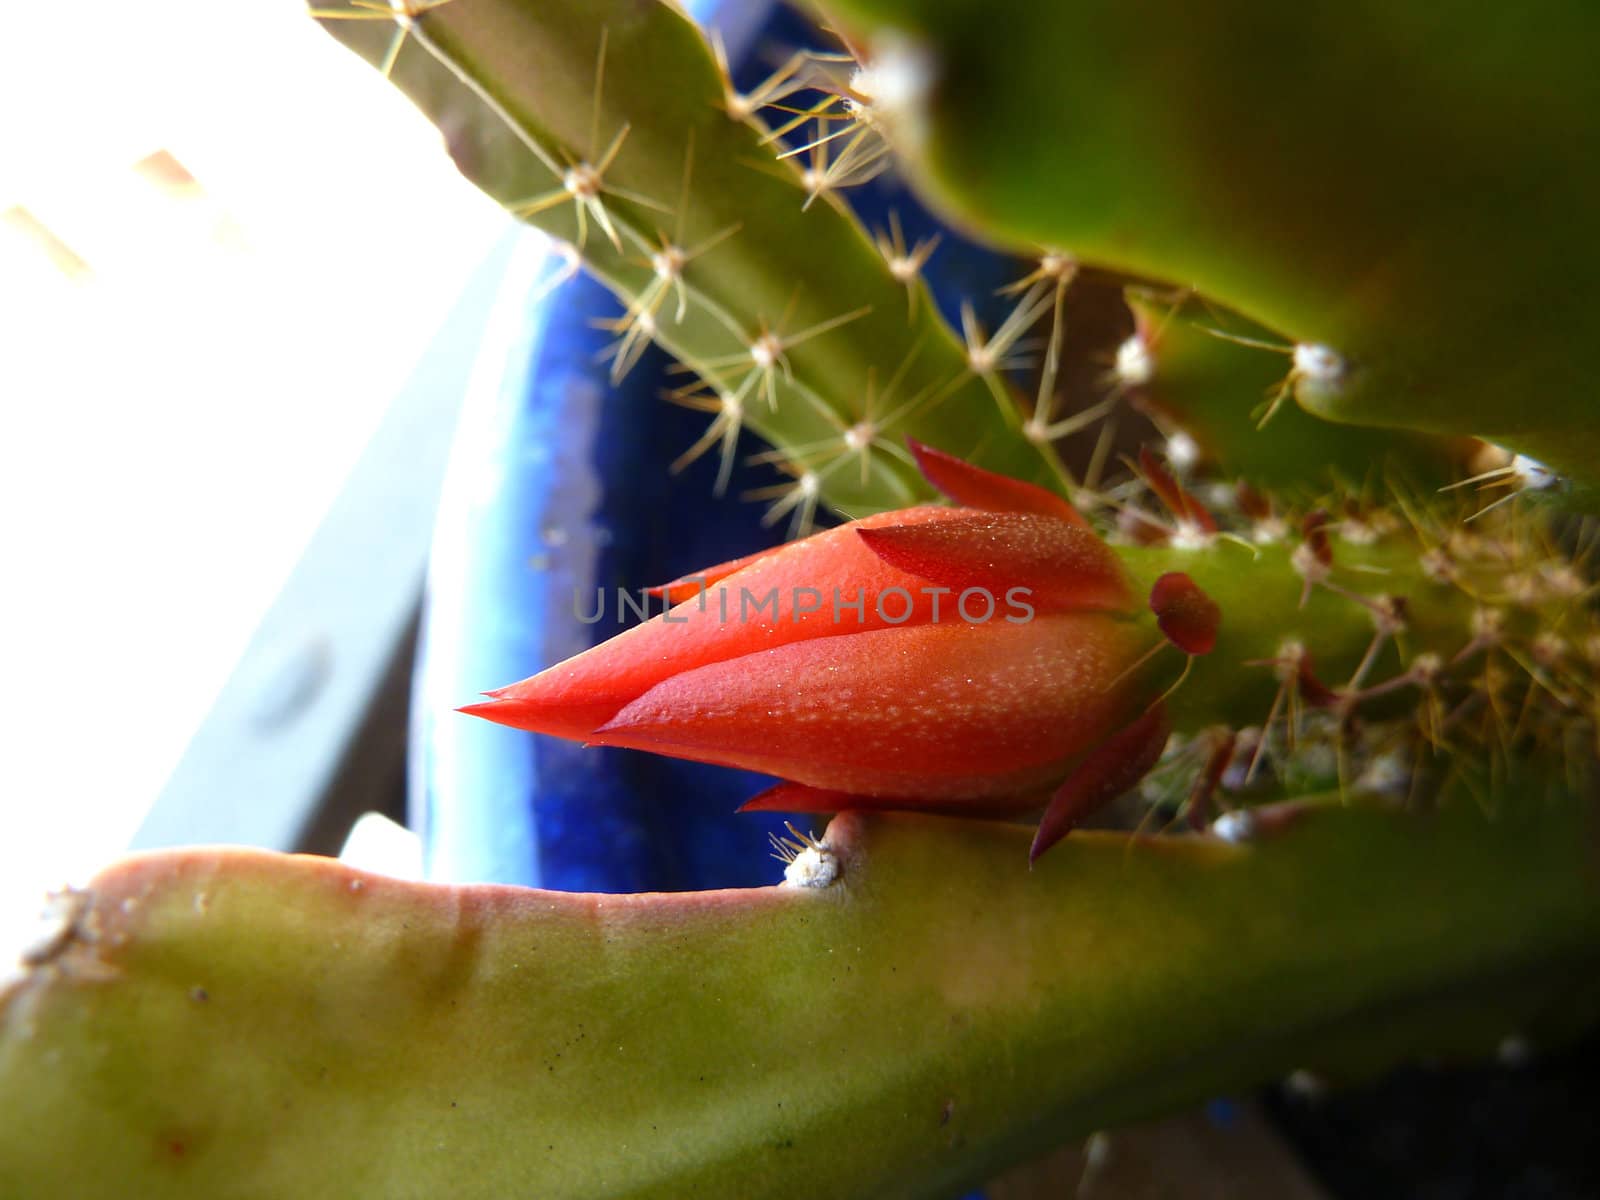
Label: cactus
xmin=1120 ymin=290 xmax=1463 ymax=492
xmin=302 ymin=0 xmax=1073 ymax=523
xmin=4 ymin=0 xmax=1600 ymax=1195
xmin=804 ymin=0 xmax=1600 ymax=508
xmin=5 ymin=806 xmax=1600 ymax=1198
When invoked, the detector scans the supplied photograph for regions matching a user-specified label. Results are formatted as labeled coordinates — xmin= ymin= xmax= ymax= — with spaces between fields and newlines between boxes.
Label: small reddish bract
xmin=1149 ymin=571 xmax=1222 ymax=656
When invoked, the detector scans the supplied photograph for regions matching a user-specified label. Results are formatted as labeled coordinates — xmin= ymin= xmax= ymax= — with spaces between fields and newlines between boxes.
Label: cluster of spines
xmin=316 ymin=0 xmax=1137 ymax=532
xmin=695 ymin=41 xmax=1122 ymax=529
xmin=307 ymin=0 xmax=1575 ymax=536
xmin=1123 ymin=473 xmax=1598 ymax=835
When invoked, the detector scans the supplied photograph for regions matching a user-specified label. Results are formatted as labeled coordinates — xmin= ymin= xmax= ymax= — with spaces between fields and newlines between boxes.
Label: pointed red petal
xmin=739 ymin=780 xmax=1041 ymax=817
xmin=594 ymin=615 xmax=1143 ymax=801
xmin=738 ymin=781 xmax=856 ymax=813
xmin=1149 ymin=571 xmax=1222 ymax=655
xmin=857 ymin=512 xmax=1131 ymax=613
xmin=467 ymin=505 xmax=957 ymax=740
xmin=1137 ymin=446 xmax=1217 ymax=533
xmin=1030 ymin=704 xmax=1171 ymax=862
xmin=907 ymin=438 xmax=1088 ymax=527
xmin=647 ymin=546 xmax=782 ymax=604
xmin=455 ymin=700 xmax=548 ymax=730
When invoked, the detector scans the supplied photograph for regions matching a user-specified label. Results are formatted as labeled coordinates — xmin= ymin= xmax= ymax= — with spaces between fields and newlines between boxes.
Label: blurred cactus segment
xmin=1122 ymin=291 xmax=1459 ymax=492
xmin=6 ymin=805 xmax=1600 ymax=1199
xmin=804 ymin=0 xmax=1600 ymax=504
xmin=310 ymin=0 xmax=1065 ymax=519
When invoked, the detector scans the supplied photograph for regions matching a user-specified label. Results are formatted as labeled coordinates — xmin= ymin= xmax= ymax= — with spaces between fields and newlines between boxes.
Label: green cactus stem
xmin=1121 ymin=291 xmax=1460 ymax=492
xmin=309 ymin=0 xmax=1087 ymax=520
xmin=5 ymin=802 xmax=1600 ymax=1199
xmin=804 ymin=0 xmax=1600 ymax=507
xmin=1055 ymin=465 xmax=1596 ymax=784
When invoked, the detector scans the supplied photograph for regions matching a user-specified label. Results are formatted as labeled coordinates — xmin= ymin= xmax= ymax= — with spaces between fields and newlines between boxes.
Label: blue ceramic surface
xmin=409 ymin=0 xmax=786 ymax=894
xmin=410 ymin=257 xmax=800 ymax=892
xmin=409 ymin=0 xmax=1020 ymax=896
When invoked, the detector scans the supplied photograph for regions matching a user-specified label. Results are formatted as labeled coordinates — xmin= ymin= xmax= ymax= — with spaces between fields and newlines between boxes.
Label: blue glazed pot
xmin=408 ymin=0 xmax=786 ymax=894
xmin=409 ymin=257 xmax=800 ymax=892
xmin=407 ymin=0 xmax=1017 ymax=896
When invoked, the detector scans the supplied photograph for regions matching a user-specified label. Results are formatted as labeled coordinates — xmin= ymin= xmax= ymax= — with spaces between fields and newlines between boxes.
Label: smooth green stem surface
xmin=5 ymin=805 xmax=1599 ymax=1198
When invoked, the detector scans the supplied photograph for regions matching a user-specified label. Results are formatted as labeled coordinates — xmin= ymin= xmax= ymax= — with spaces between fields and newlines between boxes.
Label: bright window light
xmin=0 ymin=0 xmax=510 ymax=949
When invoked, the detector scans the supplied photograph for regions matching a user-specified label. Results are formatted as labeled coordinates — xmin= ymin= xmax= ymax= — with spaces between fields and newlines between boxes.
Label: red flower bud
xmin=463 ymin=444 xmax=1175 ymax=853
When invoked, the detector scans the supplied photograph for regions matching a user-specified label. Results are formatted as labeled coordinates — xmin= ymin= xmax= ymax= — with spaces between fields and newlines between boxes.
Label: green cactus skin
xmin=309 ymin=0 xmax=1464 ymax=530
xmin=5 ymin=805 xmax=1599 ymax=1200
xmin=804 ymin=0 xmax=1600 ymax=508
xmin=1122 ymin=539 xmax=1467 ymax=735
xmin=1122 ymin=292 xmax=1462 ymax=492
xmin=310 ymin=0 xmax=1087 ymax=520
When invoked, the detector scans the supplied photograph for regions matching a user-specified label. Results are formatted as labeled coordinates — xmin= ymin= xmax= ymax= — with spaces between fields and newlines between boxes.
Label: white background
xmin=0 ymin=0 xmax=507 ymax=954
